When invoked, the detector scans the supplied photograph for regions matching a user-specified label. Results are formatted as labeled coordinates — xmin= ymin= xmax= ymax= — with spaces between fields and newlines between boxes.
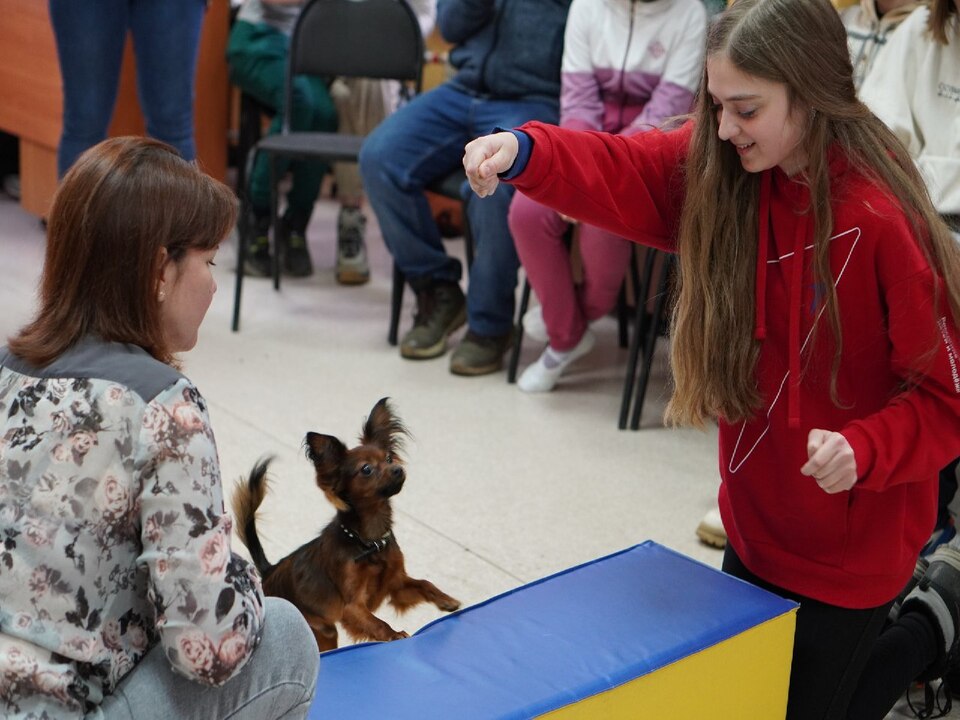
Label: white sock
xmin=517 ymin=330 xmax=595 ymax=393
xmin=522 ymin=305 xmax=549 ymax=344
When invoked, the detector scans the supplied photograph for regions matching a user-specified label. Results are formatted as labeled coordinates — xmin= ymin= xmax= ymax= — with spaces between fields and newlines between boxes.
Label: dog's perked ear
xmin=305 ymin=432 xmax=349 ymax=489
xmin=362 ymin=397 xmax=408 ymax=456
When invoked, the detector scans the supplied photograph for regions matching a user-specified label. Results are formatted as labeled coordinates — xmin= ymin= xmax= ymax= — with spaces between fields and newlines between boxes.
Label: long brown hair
xmin=929 ymin=0 xmax=958 ymax=44
xmin=667 ymin=0 xmax=960 ymax=427
xmin=8 ymin=137 xmax=237 ymax=367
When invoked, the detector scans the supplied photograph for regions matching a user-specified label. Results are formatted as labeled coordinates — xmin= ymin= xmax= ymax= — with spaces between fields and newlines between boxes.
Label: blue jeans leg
xmin=49 ymin=0 xmax=129 ymax=177
xmin=90 ymin=598 xmax=319 ymax=720
xmin=462 ymin=96 xmax=558 ymax=337
xmin=359 ymin=83 xmax=472 ymax=288
xmin=128 ymin=0 xmax=206 ymax=162
xmin=49 ymin=0 xmax=205 ymax=176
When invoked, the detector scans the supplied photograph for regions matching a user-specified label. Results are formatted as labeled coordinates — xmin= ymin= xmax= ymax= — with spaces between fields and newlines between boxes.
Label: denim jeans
xmin=360 ymin=83 xmax=558 ymax=337
xmin=88 ymin=598 xmax=319 ymax=720
xmin=49 ymin=0 xmax=206 ymax=177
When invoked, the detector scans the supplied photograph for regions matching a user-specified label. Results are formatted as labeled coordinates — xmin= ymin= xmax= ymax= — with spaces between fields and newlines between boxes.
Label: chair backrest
xmin=282 ymin=0 xmax=424 ymax=132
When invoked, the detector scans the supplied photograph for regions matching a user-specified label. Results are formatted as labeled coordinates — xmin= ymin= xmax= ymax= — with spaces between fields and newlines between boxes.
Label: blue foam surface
xmin=308 ymin=541 xmax=796 ymax=719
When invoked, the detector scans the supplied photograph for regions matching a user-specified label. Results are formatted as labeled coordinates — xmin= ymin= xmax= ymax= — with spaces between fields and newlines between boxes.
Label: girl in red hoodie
xmin=464 ymin=0 xmax=960 ymax=717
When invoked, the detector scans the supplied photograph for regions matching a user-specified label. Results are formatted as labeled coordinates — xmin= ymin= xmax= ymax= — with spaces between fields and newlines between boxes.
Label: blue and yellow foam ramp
xmin=308 ymin=541 xmax=797 ymax=719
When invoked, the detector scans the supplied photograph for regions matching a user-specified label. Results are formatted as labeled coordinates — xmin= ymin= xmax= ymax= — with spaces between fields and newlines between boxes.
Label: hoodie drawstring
xmin=787 ymin=214 xmax=810 ymax=430
xmin=754 ymin=171 xmax=772 ymax=341
xmin=756 ymin=169 xmax=809 ymax=430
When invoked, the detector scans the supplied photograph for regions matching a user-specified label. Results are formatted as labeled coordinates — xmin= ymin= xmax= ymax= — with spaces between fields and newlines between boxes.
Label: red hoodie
xmin=512 ymin=120 xmax=960 ymax=608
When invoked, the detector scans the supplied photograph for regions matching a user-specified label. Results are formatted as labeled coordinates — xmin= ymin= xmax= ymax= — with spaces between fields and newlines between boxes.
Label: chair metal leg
xmin=629 ymin=255 xmax=673 ymax=430
xmin=236 ymin=92 xmax=264 ymax=195
xmin=462 ymin=196 xmax=475 ymax=269
xmin=614 ymin=243 xmax=638 ymax=349
xmin=389 ymin=264 xmax=405 ymax=346
xmin=507 ymin=278 xmax=532 ymax=384
xmin=616 ymin=283 xmax=630 ymax=349
xmin=618 ymin=248 xmax=659 ymax=429
xmin=618 ymin=302 xmax=646 ymax=429
xmin=269 ymin=156 xmax=282 ymax=291
xmin=231 ymin=201 xmax=247 ymax=333
xmin=620 ymin=243 xmax=641 ymax=349
xmin=231 ymin=146 xmax=261 ymax=332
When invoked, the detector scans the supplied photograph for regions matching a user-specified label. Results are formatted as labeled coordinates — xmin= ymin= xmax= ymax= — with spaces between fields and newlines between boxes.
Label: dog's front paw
xmin=436 ymin=595 xmax=461 ymax=613
xmin=388 ymin=630 xmax=410 ymax=641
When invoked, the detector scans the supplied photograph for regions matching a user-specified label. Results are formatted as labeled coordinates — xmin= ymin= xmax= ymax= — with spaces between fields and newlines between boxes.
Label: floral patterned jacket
xmin=0 ymin=338 xmax=265 ymax=719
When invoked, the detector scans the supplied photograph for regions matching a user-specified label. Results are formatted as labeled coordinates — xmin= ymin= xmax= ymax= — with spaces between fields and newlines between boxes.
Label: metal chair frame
xmin=231 ymin=0 xmax=425 ymax=331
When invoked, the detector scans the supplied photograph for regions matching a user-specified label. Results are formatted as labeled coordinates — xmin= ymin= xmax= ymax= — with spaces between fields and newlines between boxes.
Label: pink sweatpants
xmin=509 ymin=191 xmax=633 ymax=351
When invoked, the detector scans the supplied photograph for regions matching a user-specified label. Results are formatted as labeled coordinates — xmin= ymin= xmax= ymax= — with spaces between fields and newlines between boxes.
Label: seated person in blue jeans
xmin=359 ymin=0 xmax=572 ymax=376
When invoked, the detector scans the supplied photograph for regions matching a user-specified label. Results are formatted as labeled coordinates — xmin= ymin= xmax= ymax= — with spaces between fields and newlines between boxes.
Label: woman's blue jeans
xmin=360 ymin=82 xmax=557 ymax=337
xmin=89 ymin=598 xmax=319 ymax=720
xmin=49 ymin=0 xmax=206 ymax=177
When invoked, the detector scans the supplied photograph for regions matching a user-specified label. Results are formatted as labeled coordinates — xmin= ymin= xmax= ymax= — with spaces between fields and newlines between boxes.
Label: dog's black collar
xmin=340 ymin=524 xmax=393 ymax=562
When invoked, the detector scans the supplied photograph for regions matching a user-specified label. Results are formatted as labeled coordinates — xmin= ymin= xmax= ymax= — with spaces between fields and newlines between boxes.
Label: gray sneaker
xmin=400 ymin=281 xmax=466 ymax=359
xmin=450 ymin=330 xmax=512 ymax=376
xmin=336 ymin=207 xmax=370 ymax=285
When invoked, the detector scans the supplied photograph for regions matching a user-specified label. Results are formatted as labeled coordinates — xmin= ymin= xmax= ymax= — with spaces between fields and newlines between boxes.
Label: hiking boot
xmin=901 ymin=542 xmax=960 ymax=681
xmin=243 ymin=210 xmax=273 ymax=278
xmin=450 ymin=330 xmax=512 ymax=376
xmin=279 ymin=212 xmax=313 ymax=278
xmin=400 ymin=281 xmax=466 ymax=359
xmin=283 ymin=229 xmax=313 ymax=277
xmin=336 ymin=206 xmax=370 ymax=285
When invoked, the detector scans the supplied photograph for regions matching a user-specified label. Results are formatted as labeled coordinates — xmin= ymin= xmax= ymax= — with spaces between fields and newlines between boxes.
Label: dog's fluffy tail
xmin=231 ymin=456 xmax=275 ymax=577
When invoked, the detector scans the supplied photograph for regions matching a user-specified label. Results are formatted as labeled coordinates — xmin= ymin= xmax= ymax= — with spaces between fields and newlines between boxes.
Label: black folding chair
xmin=234 ymin=92 xmax=273 ymax=197
xmin=231 ymin=0 xmax=425 ymax=332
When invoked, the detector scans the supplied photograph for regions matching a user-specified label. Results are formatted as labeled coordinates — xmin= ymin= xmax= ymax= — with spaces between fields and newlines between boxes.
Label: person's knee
xmin=263 ymin=598 xmax=319 ymax=682
xmin=507 ymin=193 xmax=552 ymax=239
xmin=469 ymin=185 xmax=514 ymax=235
xmin=359 ymin=127 xmax=388 ymax=188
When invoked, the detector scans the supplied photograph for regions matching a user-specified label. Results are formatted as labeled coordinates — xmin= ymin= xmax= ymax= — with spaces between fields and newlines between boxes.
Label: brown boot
xmin=449 ymin=330 xmax=512 ymax=376
xmin=399 ymin=281 xmax=466 ymax=359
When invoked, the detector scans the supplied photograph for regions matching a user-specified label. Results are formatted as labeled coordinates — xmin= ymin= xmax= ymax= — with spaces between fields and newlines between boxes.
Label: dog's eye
xmin=360 ymin=464 xmax=373 ymax=477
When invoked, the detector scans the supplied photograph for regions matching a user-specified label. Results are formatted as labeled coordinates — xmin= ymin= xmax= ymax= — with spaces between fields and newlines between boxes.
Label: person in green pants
xmin=228 ymin=0 xmax=337 ymax=278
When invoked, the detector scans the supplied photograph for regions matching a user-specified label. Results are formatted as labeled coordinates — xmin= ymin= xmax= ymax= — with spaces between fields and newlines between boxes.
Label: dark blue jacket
xmin=437 ymin=0 xmax=571 ymax=105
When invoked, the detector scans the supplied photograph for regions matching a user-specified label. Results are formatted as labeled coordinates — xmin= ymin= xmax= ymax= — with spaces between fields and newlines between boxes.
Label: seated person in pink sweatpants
xmin=508 ymin=0 xmax=706 ymax=392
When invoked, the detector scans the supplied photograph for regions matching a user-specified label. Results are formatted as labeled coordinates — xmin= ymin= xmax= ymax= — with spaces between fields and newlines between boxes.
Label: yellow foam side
xmin=541 ymin=609 xmax=796 ymax=719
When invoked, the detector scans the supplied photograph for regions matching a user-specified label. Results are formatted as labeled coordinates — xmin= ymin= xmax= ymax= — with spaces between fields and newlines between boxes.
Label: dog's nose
xmin=391 ymin=466 xmax=404 ymax=480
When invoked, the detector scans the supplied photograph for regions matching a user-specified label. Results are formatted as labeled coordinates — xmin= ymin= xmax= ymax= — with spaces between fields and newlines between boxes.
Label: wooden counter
xmin=0 ymin=0 xmax=230 ymax=217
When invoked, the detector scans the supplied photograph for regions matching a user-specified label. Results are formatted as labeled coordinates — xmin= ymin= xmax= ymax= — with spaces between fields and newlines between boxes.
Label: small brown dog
xmin=231 ymin=398 xmax=460 ymax=651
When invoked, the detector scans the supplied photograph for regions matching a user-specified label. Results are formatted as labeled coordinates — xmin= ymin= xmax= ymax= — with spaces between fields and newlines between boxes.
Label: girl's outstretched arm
xmin=463 ymin=131 xmax=519 ymax=198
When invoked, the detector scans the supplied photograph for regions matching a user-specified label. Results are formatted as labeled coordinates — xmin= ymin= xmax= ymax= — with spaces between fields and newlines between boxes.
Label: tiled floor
xmin=0 ymin=190 xmax=945 ymax=718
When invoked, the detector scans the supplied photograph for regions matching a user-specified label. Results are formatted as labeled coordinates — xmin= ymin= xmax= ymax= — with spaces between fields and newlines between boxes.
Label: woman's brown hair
xmin=667 ymin=0 xmax=960 ymax=427
xmin=8 ymin=136 xmax=237 ymax=367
